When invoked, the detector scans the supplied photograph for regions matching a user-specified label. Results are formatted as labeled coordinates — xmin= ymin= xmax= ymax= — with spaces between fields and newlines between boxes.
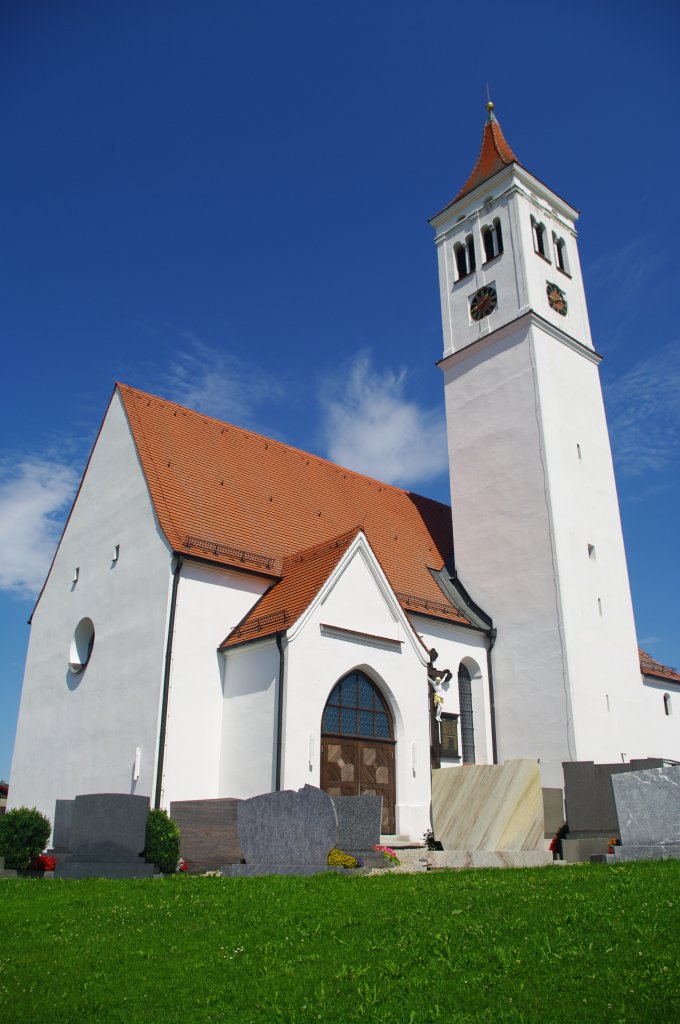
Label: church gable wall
xmin=9 ymin=392 xmax=172 ymax=824
xmin=161 ymin=562 xmax=270 ymax=805
xmin=278 ymin=543 xmax=432 ymax=839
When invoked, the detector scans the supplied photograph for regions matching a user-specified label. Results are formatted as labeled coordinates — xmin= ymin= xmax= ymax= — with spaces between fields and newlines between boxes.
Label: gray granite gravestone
xmin=222 ymin=785 xmax=341 ymax=876
xmin=170 ymin=797 xmax=243 ymax=872
xmin=332 ymin=795 xmax=382 ymax=852
xmin=52 ymin=798 xmax=76 ymax=852
xmin=542 ymin=788 xmax=564 ymax=839
xmin=609 ymin=764 xmax=680 ymax=861
xmin=55 ymin=793 xmax=155 ymax=879
xmin=563 ymin=759 xmax=663 ymax=837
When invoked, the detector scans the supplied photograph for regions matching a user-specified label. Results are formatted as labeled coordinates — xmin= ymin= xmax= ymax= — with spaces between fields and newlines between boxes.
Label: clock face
xmin=470 ymin=285 xmax=498 ymax=322
xmin=547 ymin=282 xmax=568 ymax=316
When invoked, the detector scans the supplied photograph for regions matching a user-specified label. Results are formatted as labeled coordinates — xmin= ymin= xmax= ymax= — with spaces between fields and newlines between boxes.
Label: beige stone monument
xmin=431 ymin=759 xmax=544 ymax=852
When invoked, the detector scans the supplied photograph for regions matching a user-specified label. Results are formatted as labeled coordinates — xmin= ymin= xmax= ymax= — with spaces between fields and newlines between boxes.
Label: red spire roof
xmin=434 ymin=103 xmax=520 ymax=218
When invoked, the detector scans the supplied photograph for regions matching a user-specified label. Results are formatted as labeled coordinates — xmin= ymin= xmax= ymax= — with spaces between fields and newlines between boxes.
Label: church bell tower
xmin=431 ymin=104 xmax=644 ymax=788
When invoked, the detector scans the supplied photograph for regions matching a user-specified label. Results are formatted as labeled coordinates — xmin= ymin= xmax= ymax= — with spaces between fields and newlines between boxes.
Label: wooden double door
xmin=320 ymin=670 xmax=397 ymax=834
xmin=321 ymin=738 xmax=396 ymax=834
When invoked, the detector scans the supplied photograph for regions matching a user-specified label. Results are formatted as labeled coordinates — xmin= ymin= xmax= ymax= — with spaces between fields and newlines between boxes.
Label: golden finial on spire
xmin=485 ymin=84 xmax=495 ymax=120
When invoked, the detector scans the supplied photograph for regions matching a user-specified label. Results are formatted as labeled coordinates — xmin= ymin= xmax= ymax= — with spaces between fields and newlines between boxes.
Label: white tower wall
xmin=434 ymin=127 xmax=644 ymax=786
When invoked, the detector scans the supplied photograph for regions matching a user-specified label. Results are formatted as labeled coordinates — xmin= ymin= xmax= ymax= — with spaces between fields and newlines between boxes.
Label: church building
xmin=9 ymin=106 xmax=679 ymax=840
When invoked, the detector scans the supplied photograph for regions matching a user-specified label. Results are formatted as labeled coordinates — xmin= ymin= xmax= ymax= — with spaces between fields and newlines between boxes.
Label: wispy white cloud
xmin=585 ymin=238 xmax=667 ymax=296
xmin=0 ymin=459 xmax=80 ymax=599
xmin=606 ymin=341 xmax=680 ymax=477
xmin=319 ymin=351 xmax=448 ymax=487
xmin=160 ymin=336 xmax=284 ymax=425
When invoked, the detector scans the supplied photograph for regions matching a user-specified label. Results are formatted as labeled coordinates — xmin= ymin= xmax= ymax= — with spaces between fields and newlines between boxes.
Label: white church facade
xmin=9 ymin=107 xmax=679 ymax=839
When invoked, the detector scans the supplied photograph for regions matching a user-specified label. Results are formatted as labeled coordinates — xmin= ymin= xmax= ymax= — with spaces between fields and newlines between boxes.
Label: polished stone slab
xmin=431 ymin=760 xmax=544 ymax=852
xmin=426 ymin=850 xmax=552 ymax=869
xmin=69 ymin=793 xmax=150 ymax=858
xmin=561 ymin=837 xmax=612 ymax=863
xmin=563 ymin=759 xmax=663 ymax=836
xmin=612 ymin=845 xmax=680 ymax=863
xmin=54 ymin=792 xmax=153 ymax=879
xmin=332 ymin=795 xmax=382 ymax=851
xmin=52 ymin=799 xmax=75 ymax=852
xmin=170 ymin=798 xmax=243 ymax=872
xmin=611 ymin=764 xmax=680 ymax=847
xmin=542 ymin=788 xmax=565 ymax=838
xmin=57 ymin=858 xmax=155 ymax=879
xmin=237 ymin=785 xmax=337 ymax=866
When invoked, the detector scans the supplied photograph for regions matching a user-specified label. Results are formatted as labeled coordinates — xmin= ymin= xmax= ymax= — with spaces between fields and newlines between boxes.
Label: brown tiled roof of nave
xmin=117 ymin=383 xmax=469 ymax=633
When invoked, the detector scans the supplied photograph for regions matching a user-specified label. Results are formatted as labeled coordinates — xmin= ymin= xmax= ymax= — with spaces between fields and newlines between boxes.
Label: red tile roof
xmin=639 ymin=648 xmax=680 ymax=683
xmin=222 ymin=529 xmax=360 ymax=647
xmin=117 ymin=384 xmax=469 ymax=633
xmin=432 ymin=105 xmax=519 ymax=219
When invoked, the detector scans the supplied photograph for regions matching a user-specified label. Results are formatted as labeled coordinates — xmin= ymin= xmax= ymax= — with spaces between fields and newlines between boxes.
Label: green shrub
xmin=0 ymin=806 xmax=52 ymax=870
xmin=144 ymin=809 xmax=180 ymax=873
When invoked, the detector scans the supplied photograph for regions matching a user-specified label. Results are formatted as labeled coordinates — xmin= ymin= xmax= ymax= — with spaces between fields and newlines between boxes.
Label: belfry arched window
xmin=531 ymin=216 xmax=548 ymax=260
xmin=482 ymin=218 xmax=503 ymax=262
xmin=453 ymin=235 xmax=477 ymax=281
xmin=553 ymin=233 xmax=569 ymax=274
xmin=458 ymin=663 xmax=476 ymax=764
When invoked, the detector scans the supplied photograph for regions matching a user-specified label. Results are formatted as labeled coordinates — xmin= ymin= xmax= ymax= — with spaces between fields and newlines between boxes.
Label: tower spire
xmin=433 ymin=104 xmax=519 ymax=217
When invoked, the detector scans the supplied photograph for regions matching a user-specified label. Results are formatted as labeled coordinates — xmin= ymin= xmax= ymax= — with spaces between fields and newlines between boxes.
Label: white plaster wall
xmin=442 ymin=324 xmax=576 ymax=789
xmin=279 ymin=545 xmax=431 ymax=839
xmin=160 ymin=563 xmax=269 ymax=806
xmin=219 ymin=638 xmax=280 ymax=799
xmin=9 ymin=392 xmax=172 ymax=827
xmin=533 ymin=329 xmax=644 ymax=764
xmin=641 ymin=679 xmax=680 ymax=762
xmin=410 ymin=616 xmax=493 ymax=766
xmin=513 ymin=187 xmax=592 ymax=349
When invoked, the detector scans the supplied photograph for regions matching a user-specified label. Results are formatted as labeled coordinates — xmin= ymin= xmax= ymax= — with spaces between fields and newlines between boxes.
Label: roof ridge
xmin=282 ymin=527 xmax=362 ymax=570
xmin=115 ymin=381 xmax=450 ymax=510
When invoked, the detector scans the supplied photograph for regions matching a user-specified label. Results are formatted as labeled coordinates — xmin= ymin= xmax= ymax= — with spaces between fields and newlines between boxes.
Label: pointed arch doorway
xmin=320 ymin=670 xmax=396 ymax=834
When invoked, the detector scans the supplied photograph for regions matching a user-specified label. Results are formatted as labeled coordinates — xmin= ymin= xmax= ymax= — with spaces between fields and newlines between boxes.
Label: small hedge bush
xmin=0 ymin=806 xmax=52 ymax=870
xmin=144 ymin=809 xmax=181 ymax=873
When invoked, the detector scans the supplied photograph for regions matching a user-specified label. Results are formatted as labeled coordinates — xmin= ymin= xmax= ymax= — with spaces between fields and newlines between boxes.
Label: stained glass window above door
xmin=322 ymin=671 xmax=393 ymax=740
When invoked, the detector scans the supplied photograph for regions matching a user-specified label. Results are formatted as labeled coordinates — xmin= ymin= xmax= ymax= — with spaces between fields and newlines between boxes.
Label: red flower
xmin=30 ymin=854 xmax=56 ymax=871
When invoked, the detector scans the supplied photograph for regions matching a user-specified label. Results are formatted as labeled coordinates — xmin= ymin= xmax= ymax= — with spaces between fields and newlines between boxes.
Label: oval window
xmin=69 ymin=617 xmax=95 ymax=673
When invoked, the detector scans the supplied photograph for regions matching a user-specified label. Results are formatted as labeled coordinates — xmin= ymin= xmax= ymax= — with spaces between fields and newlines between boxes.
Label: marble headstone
xmin=222 ymin=785 xmax=340 ymax=876
xmin=170 ymin=797 xmax=243 ymax=871
xmin=611 ymin=764 xmax=680 ymax=848
xmin=332 ymin=795 xmax=382 ymax=851
xmin=432 ymin=760 xmax=544 ymax=852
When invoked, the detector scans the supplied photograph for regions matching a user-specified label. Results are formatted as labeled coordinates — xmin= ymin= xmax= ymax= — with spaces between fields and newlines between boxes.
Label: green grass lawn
xmin=1 ymin=862 xmax=679 ymax=1023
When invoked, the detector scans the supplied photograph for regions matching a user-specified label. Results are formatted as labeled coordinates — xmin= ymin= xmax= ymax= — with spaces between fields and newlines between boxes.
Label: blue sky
xmin=1 ymin=0 xmax=679 ymax=781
